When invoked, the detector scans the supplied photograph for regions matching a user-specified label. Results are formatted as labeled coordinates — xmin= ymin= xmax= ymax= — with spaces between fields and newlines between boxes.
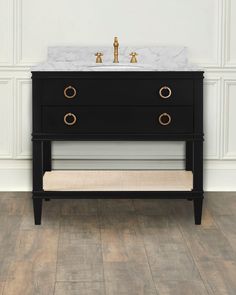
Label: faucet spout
xmin=113 ymin=37 xmax=119 ymax=63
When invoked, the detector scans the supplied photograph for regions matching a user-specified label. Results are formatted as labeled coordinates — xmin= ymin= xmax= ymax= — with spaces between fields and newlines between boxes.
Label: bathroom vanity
xmin=31 ymin=46 xmax=204 ymax=225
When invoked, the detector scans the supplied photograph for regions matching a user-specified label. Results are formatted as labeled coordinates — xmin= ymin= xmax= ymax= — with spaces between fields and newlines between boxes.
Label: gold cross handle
xmin=95 ymin=52 xmax=103 ymax=63
xmin=130 ymin=52 xmax=138 ymax=63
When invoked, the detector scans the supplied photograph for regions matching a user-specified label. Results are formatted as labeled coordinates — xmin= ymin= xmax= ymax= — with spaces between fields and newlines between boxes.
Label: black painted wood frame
xmin=32 ymin=71 xmax=204 ymax=225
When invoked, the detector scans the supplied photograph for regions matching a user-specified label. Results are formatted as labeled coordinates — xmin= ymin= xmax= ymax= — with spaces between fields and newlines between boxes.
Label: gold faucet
xmin=113 ymin=37 xmax=119 ymax=63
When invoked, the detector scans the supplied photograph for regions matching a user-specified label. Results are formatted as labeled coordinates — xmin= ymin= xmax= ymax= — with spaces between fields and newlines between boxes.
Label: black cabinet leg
xmin=43 ymin=141 xmax=52 ymax=172
xmin=33 ymin=198 xmax=42 ymax=225
xmin=192 ymin=140 xmax=204 ymax=225
xmin=194 ymin=198 xmax=203 ymax=225
xmin=185 ymin=141 xmax=193 ymax=171
xmin=193 ymin=141 xmax=203 ymax=190
xmin=33 ymin=141 xmax=43 ymax=225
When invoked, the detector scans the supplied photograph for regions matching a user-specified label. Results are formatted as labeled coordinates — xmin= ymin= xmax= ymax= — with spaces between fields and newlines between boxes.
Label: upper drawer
xmin=41 ymin=78 xmax=193 ymax=106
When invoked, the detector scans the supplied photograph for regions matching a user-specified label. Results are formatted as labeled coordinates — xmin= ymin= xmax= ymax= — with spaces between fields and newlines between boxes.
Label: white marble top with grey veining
xmin=32 ymin=46 xmax=201 ymax=71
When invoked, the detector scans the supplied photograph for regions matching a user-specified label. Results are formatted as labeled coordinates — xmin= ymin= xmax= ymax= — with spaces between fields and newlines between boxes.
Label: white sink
xmin=87 ymin=63 xmax=147 ymax=71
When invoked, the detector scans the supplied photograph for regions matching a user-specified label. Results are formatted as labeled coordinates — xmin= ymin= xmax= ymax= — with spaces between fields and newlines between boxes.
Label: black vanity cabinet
xmin=32 ymin=71 xmax=204 ymax=225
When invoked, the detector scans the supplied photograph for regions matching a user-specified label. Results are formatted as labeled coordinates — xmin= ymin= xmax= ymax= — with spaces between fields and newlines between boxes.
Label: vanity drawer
xmin=41 ymin=78 xmax=193 ymax=106
xmin=42 ymin=106 xmax=193 ymax=133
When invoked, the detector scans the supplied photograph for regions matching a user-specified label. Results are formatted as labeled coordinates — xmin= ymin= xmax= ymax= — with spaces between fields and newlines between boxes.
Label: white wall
xmin=0 ymin=0 xmax=236 ymax=191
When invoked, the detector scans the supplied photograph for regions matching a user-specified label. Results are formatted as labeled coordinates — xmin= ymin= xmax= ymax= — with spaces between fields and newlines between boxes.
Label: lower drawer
xmin=42 ymin=106 xmax=193 ymax=133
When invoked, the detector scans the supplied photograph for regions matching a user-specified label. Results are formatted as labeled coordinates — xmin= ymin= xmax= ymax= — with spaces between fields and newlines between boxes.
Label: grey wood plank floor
xmin=0 ymin=192 xmax=236 ymax=295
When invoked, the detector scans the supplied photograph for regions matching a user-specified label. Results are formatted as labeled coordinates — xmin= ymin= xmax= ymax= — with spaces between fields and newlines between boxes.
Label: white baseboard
xmin=0 ymin=159 xmax=236 ymax=192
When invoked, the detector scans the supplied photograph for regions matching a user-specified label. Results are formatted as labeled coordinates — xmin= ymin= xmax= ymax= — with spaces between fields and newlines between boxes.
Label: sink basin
xmin=87 ymin=63 xmax=147 ymax=71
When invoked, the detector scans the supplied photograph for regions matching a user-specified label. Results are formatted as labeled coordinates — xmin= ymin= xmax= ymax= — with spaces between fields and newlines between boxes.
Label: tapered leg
xmin=194 ymin=198 xmax=203 ymax=225
xmin=185 ymin=141 xmax=193 ymax=171
xmin=32 ymin=141 xmax=43 ymax=225
xmin=33 ymin=198 xmax=42 ymax=225
xmin=192 ymin=140 xmax=204 ymax=225
xmin=33 ymin=141 xmax=43 ymax=189
xmin=193 ymin=141 xmax=203 ymax=191
xmin=42 ymin=142 xmax=51 ymax=201
xmin=43 ymin=141 xmax=52 ymax=172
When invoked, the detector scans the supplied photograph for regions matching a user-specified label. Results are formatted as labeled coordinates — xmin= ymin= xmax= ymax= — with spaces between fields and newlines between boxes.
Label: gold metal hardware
xmin=159 ymin=86 xmax=172 ymax=99
xmin=113 ymin=36 xmax=119 ymax=63
xmin=130 ymin=52 xmax=138 ymax=63
xmin=64 ymin=113 xmax=77 ymax=126
xmin=95 ymin=52 xmax=103 ymax=63
xmin=158 ymin=113 xmax=171 ymax=126
xmin=64 ymin=86 xmax=77 ymax=99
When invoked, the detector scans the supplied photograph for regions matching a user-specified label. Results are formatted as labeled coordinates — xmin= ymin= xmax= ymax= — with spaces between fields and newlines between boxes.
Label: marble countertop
xmin=32 ymin=46 xmax=201 ymax=72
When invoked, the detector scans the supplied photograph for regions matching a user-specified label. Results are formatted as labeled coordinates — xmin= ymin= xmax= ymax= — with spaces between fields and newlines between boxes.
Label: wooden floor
xmin=0 ymin=193 xmax=236 ymax=295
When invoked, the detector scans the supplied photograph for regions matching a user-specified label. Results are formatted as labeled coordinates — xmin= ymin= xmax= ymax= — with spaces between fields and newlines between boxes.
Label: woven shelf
xmin=43 ymin=170 xmax=193 ymax=191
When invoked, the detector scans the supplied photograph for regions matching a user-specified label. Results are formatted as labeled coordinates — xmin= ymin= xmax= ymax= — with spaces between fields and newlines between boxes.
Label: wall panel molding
xmin=222 ymin=79 xmax=236 ymax=158
xmin=15 ymin=0 xmax=24 ymax=65
xmin=197 ymin=0 xmax=223 ymax=67
xmin=0 ymin=0 xmax=13 ymax=65
xmin=224 ymin=0 xmax=236 ymax=67
xmin=15 ymin=78 xmax=32 ymax=158
xmin=204 ymin=78 xmax=221 ymax=159
xmin=0 ymin=78 xmax=14 ymax=158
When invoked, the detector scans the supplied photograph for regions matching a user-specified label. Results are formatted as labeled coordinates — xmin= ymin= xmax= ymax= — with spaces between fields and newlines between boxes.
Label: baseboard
xmin=0 ymin=159 xmax=236 ymax=191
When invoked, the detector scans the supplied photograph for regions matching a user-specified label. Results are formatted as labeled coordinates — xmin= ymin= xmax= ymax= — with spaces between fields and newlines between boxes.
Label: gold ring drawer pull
xmin=159 ymin=86 xmax=172 ymax=99
xmin=158 ymin=113 xmax=171 ymax=126
xmin=64 ymin=86 xmax=77 ymax=99
xmin=64 ymin=113 xmax=77 ymax=126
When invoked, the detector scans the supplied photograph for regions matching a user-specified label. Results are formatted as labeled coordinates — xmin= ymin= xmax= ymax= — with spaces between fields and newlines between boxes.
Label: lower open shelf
xmin=43 ymin=170 xmax=193 ymax=191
